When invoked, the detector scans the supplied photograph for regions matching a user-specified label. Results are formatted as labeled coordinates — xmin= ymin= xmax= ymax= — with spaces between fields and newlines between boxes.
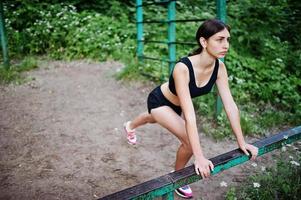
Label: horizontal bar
xmin=139 ymin=55 xmax=169 ymax=62
xmin=137 ymin=18 xmax=207 ymax=24
xmin=172 ymin=41 xmax=196 ymax=46
xmin=138 ymin=40 xmax=196 ymax=46
xmin=140 ymin=72 xmax=163 ymax=80
xmin=141 ymin=40 xmax=167 ymax=44
xmin=136 ymin=0 xmax=172 ymax=7
xmin=99 ymin=126 xmax=301 ymax=200
xmin=173 ymin=18 xmax=206 ymax=22
xmin=137 ymin=20 xmax=166 ymax=24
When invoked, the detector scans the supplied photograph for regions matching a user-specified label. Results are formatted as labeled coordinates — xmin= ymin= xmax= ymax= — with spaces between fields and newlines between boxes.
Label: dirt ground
xmin=0 ymin=60 xmax=279 ymax=200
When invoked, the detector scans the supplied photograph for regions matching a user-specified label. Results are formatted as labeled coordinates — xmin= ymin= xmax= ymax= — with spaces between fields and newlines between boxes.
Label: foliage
xmin=225 ymin=145 xmax=301 ymax=200
xmin=0 ymin=56 xmax=38 ymax=84
xmin=3 ymin=2 xmax=136 ymax=61
xmin=2 ymin=0 xmax=300 ymax=137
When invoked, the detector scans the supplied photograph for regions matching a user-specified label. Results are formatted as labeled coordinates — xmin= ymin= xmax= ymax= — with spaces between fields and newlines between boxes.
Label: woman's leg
xmin=150 ymin=106 xmax=193 ymax=170
xmin=128 ymin=112 xmax=156 ymax=130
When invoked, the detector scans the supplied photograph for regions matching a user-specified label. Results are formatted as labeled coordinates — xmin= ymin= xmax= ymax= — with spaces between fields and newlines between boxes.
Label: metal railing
xmin=100 ymin=125 xmax=301 ymax=200
xmin=136 ymin=0 xmax=226 ymax=117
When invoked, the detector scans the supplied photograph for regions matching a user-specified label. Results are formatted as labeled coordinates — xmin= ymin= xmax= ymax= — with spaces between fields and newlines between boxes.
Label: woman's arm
xmin=216 ymin=61 xmax=258 ymax=160
xmin=173 ymin=63 xmax=214 ymax=178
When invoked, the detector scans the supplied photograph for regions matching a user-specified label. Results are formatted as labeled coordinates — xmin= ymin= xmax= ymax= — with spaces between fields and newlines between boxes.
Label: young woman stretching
xmin=123 ymin=19 xmax=258 ymax=199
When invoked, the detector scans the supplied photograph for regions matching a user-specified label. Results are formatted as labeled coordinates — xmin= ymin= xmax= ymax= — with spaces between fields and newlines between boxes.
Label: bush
xmin=2 ymin=0 xmax=300 ymax=137
xmin=225 ymin=145 xmax=301 ymax=200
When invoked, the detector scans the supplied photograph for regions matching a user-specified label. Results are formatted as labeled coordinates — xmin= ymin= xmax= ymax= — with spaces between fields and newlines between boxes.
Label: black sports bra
xmin=168 ymin=57 xmax=219 ymax=98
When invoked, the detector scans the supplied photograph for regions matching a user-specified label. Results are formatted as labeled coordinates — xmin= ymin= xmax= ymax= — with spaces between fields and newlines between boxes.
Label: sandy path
xmin=0 ymin=60 xmax=269 ymax=200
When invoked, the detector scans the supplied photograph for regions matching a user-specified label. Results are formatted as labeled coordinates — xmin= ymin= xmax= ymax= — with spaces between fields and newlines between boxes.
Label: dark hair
xmin=189 ymin=19 xmax=230 ymax=56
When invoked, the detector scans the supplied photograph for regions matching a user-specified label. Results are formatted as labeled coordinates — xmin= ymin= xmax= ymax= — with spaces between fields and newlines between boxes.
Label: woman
xmin=123 ymin=19 xmax=258 ymax=199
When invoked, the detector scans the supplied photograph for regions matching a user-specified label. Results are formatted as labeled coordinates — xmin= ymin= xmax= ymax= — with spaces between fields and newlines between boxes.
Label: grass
xmin=0 ymin=56 xmax=38 ymax=84
xmin=225 ymin=143 xmax=301 ymax=200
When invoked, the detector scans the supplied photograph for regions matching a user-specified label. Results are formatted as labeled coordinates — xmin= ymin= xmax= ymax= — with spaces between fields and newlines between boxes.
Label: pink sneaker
xmin=123 ymin=121 xmax=137 ymax=145
xmin=175 ymin=185 xmax=193 ymax=199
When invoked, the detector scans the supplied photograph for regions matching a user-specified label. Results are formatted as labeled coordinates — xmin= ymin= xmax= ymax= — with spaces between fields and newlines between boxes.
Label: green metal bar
xmin=140 ymin=55 xmax=169 ymax=63
xmin=172 ymin=126 xmax=301 ymax=195
xmin=139 ymin=18 xmax=206 ymax=24
xmin=136 ymin=0 xmax=144 ymax=61
xmin=215 ymin=0 xmax=226 ymax=118
xmin=136 ymin=0 xmax=170 ymax=7
xmin=139 ymin=39 xmax=195 ymax=46
xmin=100 ymin=126 xmax=301 ymax=200
xmin=138 ymin=19 xmax=166 ymax=24
xmin=139 ymin=40 xmax=167 ymax=44
xmin=162 ymin=191 xmax=174 ymax=200
xmin=216 ymin=0 xmax=226 ymax=22
xmin=172 ymin=18 xmax=206 ymax=22
xmin=0 ymin=1 xmax=9 ymax=69
xmin=173 ymin=41 xmax=195 ymax=46
xmin=167 ymin=0 xmax=176 ymax=75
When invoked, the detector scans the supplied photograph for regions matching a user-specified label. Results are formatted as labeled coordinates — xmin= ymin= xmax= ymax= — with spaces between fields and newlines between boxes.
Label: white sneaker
xmin=175 ymin=185 xmax=193 ymax=199
xmin=123 ymin=121 xmax=137 ymax=145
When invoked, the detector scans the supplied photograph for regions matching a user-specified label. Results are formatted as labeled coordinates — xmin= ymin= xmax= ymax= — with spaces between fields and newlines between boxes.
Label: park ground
xmin=0 ymin=60 xmax=281 ymax=200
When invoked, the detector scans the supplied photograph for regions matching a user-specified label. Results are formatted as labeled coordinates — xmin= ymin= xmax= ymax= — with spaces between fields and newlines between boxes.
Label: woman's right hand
xmin=194 ymin=156 xmax=214 ymax=179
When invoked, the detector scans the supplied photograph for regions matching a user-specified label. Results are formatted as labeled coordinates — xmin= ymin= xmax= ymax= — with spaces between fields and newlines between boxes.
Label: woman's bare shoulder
xmin=173 ymin=62 xmax=189 ymax=74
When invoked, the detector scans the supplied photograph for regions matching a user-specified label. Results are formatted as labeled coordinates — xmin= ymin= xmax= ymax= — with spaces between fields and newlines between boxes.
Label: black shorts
xmin=147 ymin=86 xmax=182 ymax=116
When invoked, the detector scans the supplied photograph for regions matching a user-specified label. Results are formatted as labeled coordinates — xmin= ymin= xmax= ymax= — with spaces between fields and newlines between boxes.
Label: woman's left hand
xmin=240 ymin=143 xmax=258 ymax=160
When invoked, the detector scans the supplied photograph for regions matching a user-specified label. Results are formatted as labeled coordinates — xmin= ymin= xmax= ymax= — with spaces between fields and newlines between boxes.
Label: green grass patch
xmin=0 ymin=57 xmax=38 ymax=84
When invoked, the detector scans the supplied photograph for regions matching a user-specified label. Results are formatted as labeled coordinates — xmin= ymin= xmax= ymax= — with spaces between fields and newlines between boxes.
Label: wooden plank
xmin=100 ymin=175 xmax=172 ymax=200
xmin=99 ymin=126 xmax=301 ymax=200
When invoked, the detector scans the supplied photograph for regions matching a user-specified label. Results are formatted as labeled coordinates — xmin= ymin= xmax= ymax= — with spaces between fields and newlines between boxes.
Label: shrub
xmin=225 ymin=145 xmax=301 ymax=200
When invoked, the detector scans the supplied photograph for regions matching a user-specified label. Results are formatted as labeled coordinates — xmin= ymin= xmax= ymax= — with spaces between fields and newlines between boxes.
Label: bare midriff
xmin=160 ymin=82 xmax=180 ymax=106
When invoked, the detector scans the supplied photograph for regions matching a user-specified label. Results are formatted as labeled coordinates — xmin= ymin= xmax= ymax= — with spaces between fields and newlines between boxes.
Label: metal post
xmin=0 ymin=1 xmax=9 ymax=69
xmin=215 ymin=0 xmax=226 ymax=118
xmin=167 ymin=0 xmax=176 ymax=75
xmin=216 ymin=0 xmax=226 ymax=22
xmin=136 ymin=0 xmax=144 ymax=61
